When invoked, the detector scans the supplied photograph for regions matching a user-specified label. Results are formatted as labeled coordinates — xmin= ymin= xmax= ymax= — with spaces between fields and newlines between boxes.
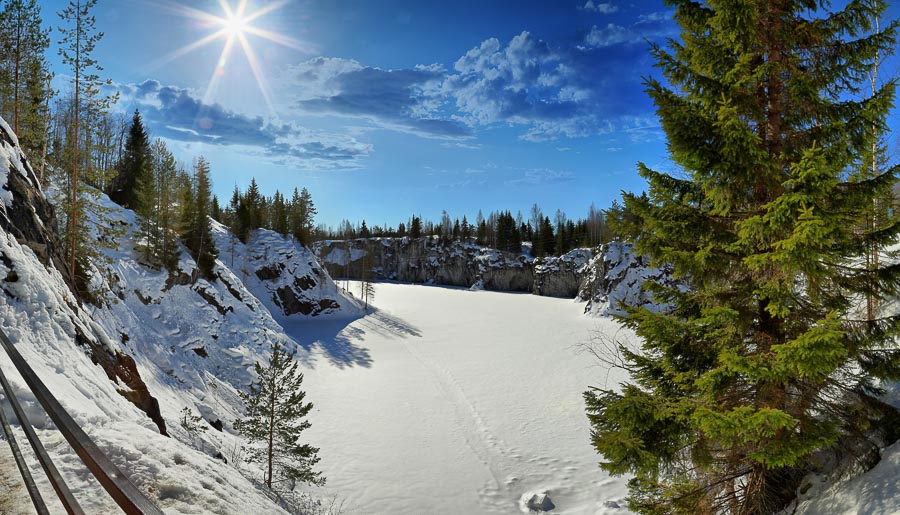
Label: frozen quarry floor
xmin=289 ymin=282 xmax=634 ymax=514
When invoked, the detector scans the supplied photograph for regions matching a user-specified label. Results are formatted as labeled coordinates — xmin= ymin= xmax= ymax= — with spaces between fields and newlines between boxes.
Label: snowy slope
xmin=0 ymin=116 xmax=356 ymax=513
xmin=82 ymin=192 xmax=366 ymax=512
xmin=0 ymin=125 xmax=295 ymax=512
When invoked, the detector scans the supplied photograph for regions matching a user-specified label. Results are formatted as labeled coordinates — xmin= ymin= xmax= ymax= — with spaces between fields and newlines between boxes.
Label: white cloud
xmin=582 ymin=1 xmax=618 ymax=14
xmin=584 ymin=23 xmax=639 ymax=47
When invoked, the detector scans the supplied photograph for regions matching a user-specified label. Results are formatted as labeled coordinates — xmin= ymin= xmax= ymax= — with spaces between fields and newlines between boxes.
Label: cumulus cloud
xmin=441 ymin=32 xmax=618 ymax=140
xmin=278 ymin=27 xmax=669 ymax=142
xmin=115 ymin=80 xmax=372 ymax=169
xmin=284 ymin=57 xmax=471 ymax=140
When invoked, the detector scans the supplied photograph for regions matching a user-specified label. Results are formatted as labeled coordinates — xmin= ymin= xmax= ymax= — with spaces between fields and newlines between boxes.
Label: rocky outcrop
xmin=0 ymin=121 xmax=72 ymax=289
xmin=313 ymin=238 xmax=679 ymax=315
xmin=213 ymin=225 xmax=359 ymax=319
xmin=534 ymin=248 xmax=592 ymax=298
xmin=312 ymin=238 xmax=593 ymax=298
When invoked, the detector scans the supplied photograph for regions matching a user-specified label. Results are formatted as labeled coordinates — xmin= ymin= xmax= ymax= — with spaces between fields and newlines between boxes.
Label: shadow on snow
xmin=282 ymin=309 xmax=422 ymax=369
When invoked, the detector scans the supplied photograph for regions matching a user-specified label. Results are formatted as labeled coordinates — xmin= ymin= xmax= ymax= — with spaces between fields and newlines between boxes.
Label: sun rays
xmin=150 ymin=0 xmax=310 ymax=113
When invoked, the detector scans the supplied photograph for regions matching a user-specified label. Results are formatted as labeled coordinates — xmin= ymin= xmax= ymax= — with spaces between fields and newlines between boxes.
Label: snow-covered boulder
xmin=524 ymin=492 xmax=555 ymax=512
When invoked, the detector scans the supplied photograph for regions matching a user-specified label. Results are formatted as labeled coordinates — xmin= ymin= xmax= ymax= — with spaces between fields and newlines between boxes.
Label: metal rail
xmin=0 ymin=363 xmax=83 ymax=514
xmin=0 ymin=386 xmax=49 ymax=515
xmin=0 ymin=328 xmax=164 ymax=514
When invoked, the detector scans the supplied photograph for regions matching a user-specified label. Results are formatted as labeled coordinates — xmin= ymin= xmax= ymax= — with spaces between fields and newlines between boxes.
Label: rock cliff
xmin=312 ymin=238 xmax=678 ymax=313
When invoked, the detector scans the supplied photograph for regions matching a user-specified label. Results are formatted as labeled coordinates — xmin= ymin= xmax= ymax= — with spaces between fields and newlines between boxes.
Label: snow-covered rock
xmin=314 ymin=238 xmax=681 ymax=316
xmin=523 ymin=492 xmax=555 ymax=512
xmin=211 ymin=224 xmax=360 ymax=319
xmin=579 ymin=241 xmax=679 ymax=316
xmin=533 ymin=248 xmax=593 ymax=298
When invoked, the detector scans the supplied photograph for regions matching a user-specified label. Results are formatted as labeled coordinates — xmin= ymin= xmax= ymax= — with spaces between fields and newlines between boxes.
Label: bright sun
xmin=223 ymin=12 xmax=249 ymax=37
xmin=152 ymin=0 xmax=309 ymax=114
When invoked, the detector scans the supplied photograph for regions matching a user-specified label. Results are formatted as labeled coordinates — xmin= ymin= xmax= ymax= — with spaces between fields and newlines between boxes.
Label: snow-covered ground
xmin=293 ymin=282 xmax=635 ymax=514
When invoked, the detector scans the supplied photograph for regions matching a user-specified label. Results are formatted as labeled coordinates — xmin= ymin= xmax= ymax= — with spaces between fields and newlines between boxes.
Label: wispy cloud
xmin=581 ymin=1 xmax=618 ymax=14
xmin=506 ymin=168 xmax=575 ymax=186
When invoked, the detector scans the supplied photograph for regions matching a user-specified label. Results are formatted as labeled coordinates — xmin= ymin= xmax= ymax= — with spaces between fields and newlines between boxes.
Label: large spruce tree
xmin=585 ymin=1 xmax=900 ymax=513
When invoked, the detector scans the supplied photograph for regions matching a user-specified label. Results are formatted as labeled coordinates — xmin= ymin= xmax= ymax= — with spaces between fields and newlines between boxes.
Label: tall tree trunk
xmin=69 ymin=0 xmax=81 ymax=280
xmin=267 ymin=374 xmax=275 ymax=488
xmin=13 ymin=8 xmax=20 ymax=134
xmin=39 ymin=75 xmax=51 ymax=183
xmin=868 ymin=10 xmax=881 ymax=321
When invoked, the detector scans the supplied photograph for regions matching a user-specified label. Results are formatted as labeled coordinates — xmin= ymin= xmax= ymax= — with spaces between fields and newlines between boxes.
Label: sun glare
xmin=223 ymin=12 xmax=249 ymax=37
xmin=151 ymin=0 xmax=310 ymax=114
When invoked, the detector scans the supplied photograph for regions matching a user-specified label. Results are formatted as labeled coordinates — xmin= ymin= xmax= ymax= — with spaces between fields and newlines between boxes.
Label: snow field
xmin=292 ymin=282 xmax=636 ymax=514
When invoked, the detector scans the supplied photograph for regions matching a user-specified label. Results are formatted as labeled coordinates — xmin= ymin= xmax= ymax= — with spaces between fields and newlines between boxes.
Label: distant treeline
xmin=313 ymin=201 xmax=642 ymax=257
xmin=207 ymin=176 xmax=641 ymax=258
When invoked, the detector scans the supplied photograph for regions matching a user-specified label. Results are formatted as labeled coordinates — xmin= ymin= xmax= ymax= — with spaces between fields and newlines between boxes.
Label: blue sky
xmin=41 ymin=0 xmax=900 ymax=227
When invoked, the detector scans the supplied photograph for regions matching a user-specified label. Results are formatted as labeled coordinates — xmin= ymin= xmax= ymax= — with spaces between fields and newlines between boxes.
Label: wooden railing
xmin=0 ymin=328 xmax=164 ymax=514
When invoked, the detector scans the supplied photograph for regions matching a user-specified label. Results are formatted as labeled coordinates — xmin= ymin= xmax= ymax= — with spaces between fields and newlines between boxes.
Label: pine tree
xmin=409 ymin=215 xmax=422 ymax=239
xmin=135 ymin=137 xmax=159 ymax=265
xmin=57 ymin=0 xmax=119 ymax=293
xmin=288 ymin=187 xmax=302 ymax=241
xmin=245 ymin=178 xmax=262 ymax=234
xmin=109 ymin=109 xmax=150 ymax=208
xmin=147 ymin=138 xmax=180 ymax=271
xmin=235 ymin=342 xmax=324 ymax=489
xmin=271 ymin=190 xmax=288 ymax=236
xmin=0 ymin=0 xmax=51 ymax=157
xmin=181 ymin=157 xmax=218 ymax=280
xmin=539 ymin=216 xmax=554 ymax=257
xmin=229 ymin=185 xmax=248 ymax=243
xmin=359 ymin=219 xmax=370 ymax=239
xmin=298 ymin=187 xmax=317 ymax=245
xmin=584 ymin=2 xmax=900 ymax=513
xmin=210 ymin=194 xmax=221 ymax=223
